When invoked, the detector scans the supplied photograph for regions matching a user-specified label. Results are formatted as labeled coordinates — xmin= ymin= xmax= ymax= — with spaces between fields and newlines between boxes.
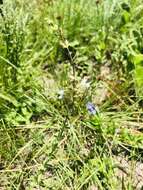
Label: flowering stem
xmin=58 ymin=28 xmax=76 ymax=108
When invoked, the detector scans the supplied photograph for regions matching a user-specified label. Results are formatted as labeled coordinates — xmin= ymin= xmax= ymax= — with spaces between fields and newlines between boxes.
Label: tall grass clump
xmin=0 ymin=0 xmax=47 ymax=164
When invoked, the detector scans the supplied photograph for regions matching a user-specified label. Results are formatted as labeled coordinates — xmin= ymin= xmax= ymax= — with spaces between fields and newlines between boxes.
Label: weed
xmin=0 ymin=0 xmax=143 ymax=189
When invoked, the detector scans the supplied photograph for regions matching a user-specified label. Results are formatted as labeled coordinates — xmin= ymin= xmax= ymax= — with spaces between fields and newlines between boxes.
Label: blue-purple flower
xmin=86 ymin=102 xmax=98 ymax=115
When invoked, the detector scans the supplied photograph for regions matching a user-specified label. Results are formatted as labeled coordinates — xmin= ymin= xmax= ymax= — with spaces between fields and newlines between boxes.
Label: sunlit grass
xmin=0 ymin=0 xmax=143 ymax=189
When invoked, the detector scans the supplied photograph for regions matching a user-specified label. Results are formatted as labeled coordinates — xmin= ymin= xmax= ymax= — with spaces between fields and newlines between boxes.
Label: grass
xmin=0 ymin=0 xmax=143 ymax=189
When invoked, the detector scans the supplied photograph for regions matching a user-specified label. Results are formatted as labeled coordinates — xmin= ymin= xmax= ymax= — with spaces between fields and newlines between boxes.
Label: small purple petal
xmin=86 ymin=102 xmax=97 ymax=115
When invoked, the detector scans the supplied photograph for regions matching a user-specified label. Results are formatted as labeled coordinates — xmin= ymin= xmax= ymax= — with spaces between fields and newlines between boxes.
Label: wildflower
xmin=80 ymin=77 xmax=90 ymax=89
xmin=86 ymin=102 xmax=98 ymax=115
xmin=58 ymin=89 xmax=64 ymax=99
xmin=115 ymin=128 xmax=120 ymax=135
